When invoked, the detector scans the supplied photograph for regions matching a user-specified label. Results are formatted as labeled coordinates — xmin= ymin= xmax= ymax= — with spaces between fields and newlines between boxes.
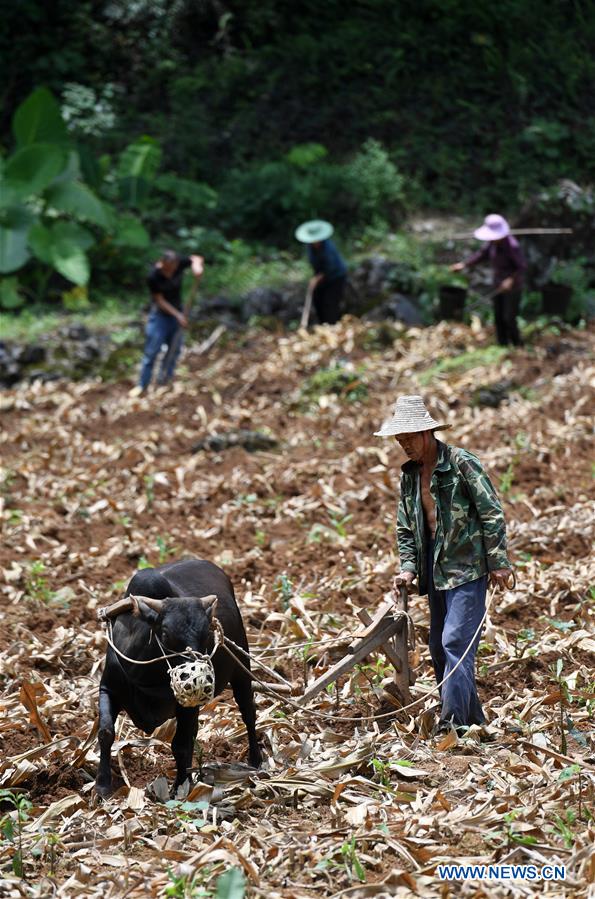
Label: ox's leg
xmin=172 ymin=707 xmax=199 ymax=791
xmin=96 ymin=687 xmax=120 ymax=797
xmin=231 ymin=674 xmax=262 ymax=768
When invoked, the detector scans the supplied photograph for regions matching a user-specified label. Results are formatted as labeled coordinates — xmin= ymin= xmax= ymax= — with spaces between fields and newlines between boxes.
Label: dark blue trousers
xmin=426 ymin=539 xmax=487 ymax=727
xmin=139 ymin=310 xmax=183 ymax=389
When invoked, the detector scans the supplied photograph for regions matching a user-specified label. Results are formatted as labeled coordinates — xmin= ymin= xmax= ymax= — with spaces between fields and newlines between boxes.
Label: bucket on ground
xmin=541 ymin=283 xmax=573 ymax=317
xmin=439 ymin=286 xmax=467 ymax=321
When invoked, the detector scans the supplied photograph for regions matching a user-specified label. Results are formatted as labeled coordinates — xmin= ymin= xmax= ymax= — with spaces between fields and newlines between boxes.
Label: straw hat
xmin=374 ymin=395 xmax=450 ymax=437
xmin=295 ymin=220 xmax=334 ymax=243
xmin=473 ymin=214 xmax=510 ymax=242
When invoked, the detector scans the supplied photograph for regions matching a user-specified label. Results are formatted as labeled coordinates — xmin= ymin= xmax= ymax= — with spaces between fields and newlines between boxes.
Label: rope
xmin=103 ymin=618 xmax=222 ymax=668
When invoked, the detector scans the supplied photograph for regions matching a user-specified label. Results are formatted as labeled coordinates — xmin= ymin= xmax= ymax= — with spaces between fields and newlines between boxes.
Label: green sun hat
xmin=295 ymin=219 xmax=334 ymax=243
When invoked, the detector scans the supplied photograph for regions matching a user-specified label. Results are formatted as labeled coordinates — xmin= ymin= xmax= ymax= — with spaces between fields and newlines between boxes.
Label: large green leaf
xmin=53 ymin=221 xmax=95 ymax=251
xmin=0 ymin=277 xmax=25 ymax=309
xmin=13 ymin=87 xmax=68 ymax=147
xmin=4 ymin=144 xmax=66 ymax=198
xmin=215 ymin=868 xmax=246 ymax=899
xmin=46 ymin=180 xmax=111 ymax=227
xmin=112 ymin=215 xmax=150 ymax=248
xmin=52 ymin=245 xmax=89 ymax=286
xmin=28 ymin=223 xmax=54 ymax=264
xmin=0 ymin=207 xmax=34 ymax=273
xmin=29 ymin=221 xmax=93 ymax=285
xmin=117 ymin=137 xmax=161 ymax=206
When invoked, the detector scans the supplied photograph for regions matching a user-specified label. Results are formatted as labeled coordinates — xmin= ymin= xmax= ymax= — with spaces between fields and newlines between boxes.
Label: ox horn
xmin=197 ymin=594 xmax=218 ymax=614
xmin=129 ymin=594 xmax=165 ymax=615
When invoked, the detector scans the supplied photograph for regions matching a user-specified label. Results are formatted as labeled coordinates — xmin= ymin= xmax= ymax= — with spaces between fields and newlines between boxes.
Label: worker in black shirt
xmin=138 ymin=249 xmax=203 ymax=391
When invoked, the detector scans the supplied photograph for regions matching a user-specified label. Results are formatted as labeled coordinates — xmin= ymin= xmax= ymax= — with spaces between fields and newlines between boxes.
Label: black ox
xmin=96 ymin=558 xmax=262 ymax=797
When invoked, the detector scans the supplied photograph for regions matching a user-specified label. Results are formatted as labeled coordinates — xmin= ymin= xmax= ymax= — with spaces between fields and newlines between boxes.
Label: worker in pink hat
xmin=450 ymin=214 xmax=526 ymax=347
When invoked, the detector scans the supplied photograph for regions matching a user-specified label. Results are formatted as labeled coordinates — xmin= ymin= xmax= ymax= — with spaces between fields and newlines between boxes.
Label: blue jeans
xmin=427 ymin=539 xmax=487 ymax=727
xmin=139 ymin=310 xmax=183 ymax=389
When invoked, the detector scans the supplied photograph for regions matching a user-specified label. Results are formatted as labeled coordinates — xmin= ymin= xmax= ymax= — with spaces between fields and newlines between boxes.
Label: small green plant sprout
xmin=164 ymin=860 xmax=245 ymax=898
xmin=503 ymin=809 xmax=539 ymax=848
xmin=551 ymin=810 xmax=577 ymax=849
xmin=328 ymin=511 xmax=352 ymax=538
xmin=32 ymin=829 xmax=64 ymax=877
xmin=165 ymin=799 xmax=210 ymax=835
xmin=550 ymin=659 xmax=572 ymax=755
xmin=316 ymin=835 xmax=366 ymax=883
xmin=231 ymin=492 xmax=258 ymax=509
xmin=6 ymin=508 xmax=24 ymax=526
xmin=156 ymin=535 xmax=176 ymax=563
xmin=307 ymin=510 xmax=352 ymax=544
xmin=274 ymin=573 xmax=293 ymax=610
xmin=254 ymin=529 xmax=267 ymax=547
xmin=513 ymin=627 xmax=535 ymax=658
xmin=516 ymin=551 xmax=533 ymax=567
xmin=546 ymin=618 xmax=576 ymax=633
xmin=340 ymin=835 xmax=366 ymax=882
xmin=24 ymin=561 xmax=54 ymax=603
xmin=144 ymin=474 xmax=155 ymax=510
xmin=165 ymin=865 xmax=205 ymax=898
xmin=0 ymin=789 xmax=33 ymax=878
xmin=513 ymin=431 xmax=531 ymax=451
xmin=298 ymin=637 xmax=316 ymax=686
xmin=499 ymin=462 xmax=515 ymax=496
xmin=370 ymin=758 xmax=392 ymax=787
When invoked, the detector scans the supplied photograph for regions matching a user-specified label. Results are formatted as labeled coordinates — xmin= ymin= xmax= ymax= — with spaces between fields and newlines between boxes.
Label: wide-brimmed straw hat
xmin=374 ymin=395 xmax=450 ymax=437
xmin=295 ymin=220 xmax=334 ymax=243
xmin=473 ymin=214 xmax=510 ymax=242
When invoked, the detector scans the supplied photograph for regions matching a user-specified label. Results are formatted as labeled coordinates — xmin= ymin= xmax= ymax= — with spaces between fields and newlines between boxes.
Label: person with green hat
xmin=295 ymin=220 xmax=347 ymax=325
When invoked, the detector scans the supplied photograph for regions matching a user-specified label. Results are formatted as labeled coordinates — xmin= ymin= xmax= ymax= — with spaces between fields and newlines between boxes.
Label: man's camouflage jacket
xmin=397 ymin=440 xmax=510 ymax=593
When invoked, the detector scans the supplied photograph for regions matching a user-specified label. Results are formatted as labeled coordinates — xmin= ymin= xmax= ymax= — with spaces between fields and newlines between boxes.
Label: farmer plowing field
xmin=376 ymin=395 xmax=513 ymax=734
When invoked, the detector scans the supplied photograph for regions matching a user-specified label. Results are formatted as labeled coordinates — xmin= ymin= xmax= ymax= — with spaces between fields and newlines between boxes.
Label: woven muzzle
xmin=169 ymin=655 xmax=215 ymax=707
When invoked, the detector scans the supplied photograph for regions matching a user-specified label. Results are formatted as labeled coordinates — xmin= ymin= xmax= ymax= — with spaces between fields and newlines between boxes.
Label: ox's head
xmin=129 ymin=593 xmax=218 ymax=657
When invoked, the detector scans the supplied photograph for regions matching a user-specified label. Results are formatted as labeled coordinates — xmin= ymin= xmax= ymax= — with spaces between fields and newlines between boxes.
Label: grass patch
xmin=419 ymin=345 xmax=508 ymax=385
xmin=301 ymin=362 xmax=369 ymax=404
xmin=0 ymin=296 xmax=146 ymax=342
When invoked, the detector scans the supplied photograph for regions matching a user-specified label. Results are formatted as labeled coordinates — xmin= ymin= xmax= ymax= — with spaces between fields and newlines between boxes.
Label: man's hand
xmin=490 ymin=568 xmax=514 ymax=590
xmin=309 ymin=273 xmax=324 ymax=290
xmin=392 ymin=571 xmax=416 ymax=594
xmin=449 ymin=262 xmax=465 ymax=273
xmin=497 ymin=276 xmax=514 ymax=293
xmin=190 ymin=255 xmax=205 ymax=279
xmin=177 ymin=313 xmax=188 ymax=328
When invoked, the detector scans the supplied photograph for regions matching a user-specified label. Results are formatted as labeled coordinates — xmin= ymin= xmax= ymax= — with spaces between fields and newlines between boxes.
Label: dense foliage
xmin=3 ymin=1 xmax=595 ymax=205
xmin=1 ymin=1 xmax=595 ymax=306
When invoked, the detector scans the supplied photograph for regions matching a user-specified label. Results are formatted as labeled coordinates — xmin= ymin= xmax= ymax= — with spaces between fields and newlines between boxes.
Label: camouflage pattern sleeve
xmin=458 ymin=452 xmax=510 ymax=571
xmin=397 ymin=492 xmax=417 ymax=575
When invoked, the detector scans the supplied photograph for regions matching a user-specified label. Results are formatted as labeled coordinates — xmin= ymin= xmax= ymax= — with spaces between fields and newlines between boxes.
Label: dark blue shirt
xmin=307 ymin=240 xmax=347 ymax=282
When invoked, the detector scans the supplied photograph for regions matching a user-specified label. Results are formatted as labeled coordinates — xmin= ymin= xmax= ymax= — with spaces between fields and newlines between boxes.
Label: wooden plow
xmin=300 ymin=585 xmax=414 ymax=707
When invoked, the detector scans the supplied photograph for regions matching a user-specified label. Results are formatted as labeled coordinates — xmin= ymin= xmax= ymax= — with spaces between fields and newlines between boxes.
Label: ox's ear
xmin=198 ymin=594 xmax=218 ymax=622
xmin=130 ymin=594 xmax=164 ymax=626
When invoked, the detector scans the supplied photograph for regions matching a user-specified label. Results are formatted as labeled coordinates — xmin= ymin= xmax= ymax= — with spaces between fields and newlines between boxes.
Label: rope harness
xmin=100 ymin=575 xmax=513 ymax=723
xmin=103 ymin=617 xmax=224 ymax=708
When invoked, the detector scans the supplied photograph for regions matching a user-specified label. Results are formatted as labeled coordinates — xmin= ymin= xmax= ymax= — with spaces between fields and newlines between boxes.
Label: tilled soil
xmin=0 ymin=318 xmax=593 ymax=898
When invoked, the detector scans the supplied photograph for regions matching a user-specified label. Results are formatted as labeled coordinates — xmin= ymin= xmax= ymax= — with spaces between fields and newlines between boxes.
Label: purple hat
xmin=473 ymin=214 xmax=510 ymax=242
